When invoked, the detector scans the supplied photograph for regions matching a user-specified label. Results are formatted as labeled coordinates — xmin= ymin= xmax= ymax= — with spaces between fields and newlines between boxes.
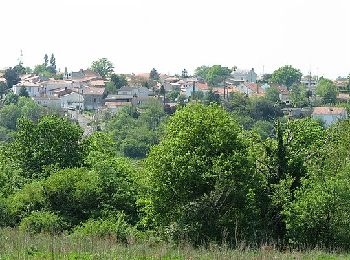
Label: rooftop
xmin=312 ymin=107 xmax=347 ymax=115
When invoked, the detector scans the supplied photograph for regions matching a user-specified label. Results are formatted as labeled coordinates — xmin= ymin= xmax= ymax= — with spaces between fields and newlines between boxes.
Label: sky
xmin=0 ymin=0 xmax=349 ymax=79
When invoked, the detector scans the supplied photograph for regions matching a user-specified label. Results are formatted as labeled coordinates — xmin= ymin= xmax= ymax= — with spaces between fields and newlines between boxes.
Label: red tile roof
xmin=196 ymin=82 xmax=210 ymax=91
xmin=312 ymin=107 xmax=347 ymax=115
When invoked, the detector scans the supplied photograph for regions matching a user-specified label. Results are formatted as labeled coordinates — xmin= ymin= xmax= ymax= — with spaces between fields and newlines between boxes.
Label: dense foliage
xmin=0 ymin=93 xmax=349 ymax=252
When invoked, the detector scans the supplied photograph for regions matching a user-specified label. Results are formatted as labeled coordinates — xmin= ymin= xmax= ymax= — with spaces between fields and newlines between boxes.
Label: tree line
xmin=0 ymin=91 xmax=349 ymax=250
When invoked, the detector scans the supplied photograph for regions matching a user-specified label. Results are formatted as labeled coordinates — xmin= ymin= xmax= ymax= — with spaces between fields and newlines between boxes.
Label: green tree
xmin=290 ymin=84 xmax=308 ymax=107
xmin=43 ymin=168 xmax=101 ymax=226
xmin=18 ymin=86 xmax=29 ymax=97
xmin=159 ymin=85 xmax=166 ymax=105
xmin=0 ymin=82 xmax=7 ymax=99
xmin=3 ymin=93 xmax=19 ymax=105
xmin=316 ymin=77 xmax=338 ymax=104
xmin=106 ymin=74 xmax=128 ymax=93
xmin=13 ymin=62 xmax=26 ymax=75
xmin=4 ymin=67 xmax=20 ymax=88
xmin=0 ymin=97 xmax=50 ymax=131
xmin=271 ymin=65 xmax=302 ymax=89
xmin=49 ymin=54 xmax=56 ymax=70
xmin=143 ymin=104 xmax=265 ymax=245
xmin=205 ymin=65 xmax=232 ymax=86
xmin=44 ymin=54 xmax=49 ymax=67
xmin=194 ymin=65 xmax=210 ymax=79
xmin=249 ymin=97 xmax=283 ymax=121
xmin=166 ymin=89 xmax=180 ymax=102
xmin=13 ymin=116 xmax=84 ymax=177
xmin=91 ymin=58 xmax=114 ymax=79
xmin=252 ymin=120 xmax=274 ymax=140
xmin=265 ymin=86 xmax=281 ymax=103
xmin=204 ymin=88 xmax=221 ymax=104
xmin=150 ymin=68 xmax=160 ymax=81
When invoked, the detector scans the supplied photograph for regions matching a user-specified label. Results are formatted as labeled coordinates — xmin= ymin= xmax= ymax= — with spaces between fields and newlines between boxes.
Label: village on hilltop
xmin=1 ymin=56 xmax=349 ymax=132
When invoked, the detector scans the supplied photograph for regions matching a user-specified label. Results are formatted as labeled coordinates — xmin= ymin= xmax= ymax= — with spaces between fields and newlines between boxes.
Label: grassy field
xmin=0 ymin=228 xmax=348 ymax=259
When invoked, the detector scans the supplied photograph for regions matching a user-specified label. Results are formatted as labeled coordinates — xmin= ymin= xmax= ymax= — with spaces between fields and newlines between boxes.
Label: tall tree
xmin=12 ymin=116 xmax=84 ymax=177
xmin=18 ymin=86 xmax=29 ymax=97
xmin=206 ymin=65 xmax=232 ymax=86
xmin=91 ymin=58 xmax=114 ymax=79
xmin=4 ymin=67 xmax=20 ymax=88
xmin=194 ymin=65 xmax=210 ymax=79
xmin=316 ymin=77 xmax=338 ymax=104
xmin=265 ymin=86 xmax=281 ymax=103
xmin=271 ymin=65 xmax=302 ymax=89
xmin=110 ymin=74 xmax=127 ymax=89
xmin=48 ymin=53 xmax=57 ymax=74
xmin=290 ymin=84 xmax=308 ymax=107
xmin=44 ymin=54 xmax=49 ymax=67
xmin=13 ymin=62 xmax=26 ymax=75
xmin=149 ymin=68 xmax=160 ymax=81
xmin=143 ymin=104 xmax=265 ymax=245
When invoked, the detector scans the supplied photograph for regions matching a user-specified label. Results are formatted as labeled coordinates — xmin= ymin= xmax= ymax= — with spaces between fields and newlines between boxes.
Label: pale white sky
xmin=1 ymin=0 xmax=349 ymax=79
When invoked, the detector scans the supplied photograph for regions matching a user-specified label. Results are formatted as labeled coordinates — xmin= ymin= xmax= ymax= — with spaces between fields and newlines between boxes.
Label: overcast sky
xmin=1 ymin=0 xmax=349 ymax=79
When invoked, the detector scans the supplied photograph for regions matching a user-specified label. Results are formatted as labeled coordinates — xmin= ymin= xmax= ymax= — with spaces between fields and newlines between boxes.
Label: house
xmin=64 ymin=69 xmax=100 ymax=80
xmin=311 ymin=107 xmax=348 ymax=127
xmin=13 ymin=82 xmax=41 ymax=97
xmin=231 ymin=68 xmax=257 ymax=83
xmin=104 ymin=94 xmax=133 ymax=112
xmin=334 ymin=77 xmax=349 ymax=92
xmin=195 ymin=82 xmax=210 ymax=93
xmin=41 ymin=80 xmax=72 ymax=96
xmin=117 ymin=86 xmax=151 ymax=97
xmin=32 ymin=96 xmax=61 ymax=109
xmin=61 ymin=91 xmax=84 ymax=110
xmin=301 ymin=75 xmax=318 ymax=95
xmin=236 ymin=82 xmax=264 ymax=97
xmin=89 ymin=80 xmax=106 ymax=88
xmin=82 ymin=86 xmax=106 ymax=110
xmin=337 ymin=93 xmax=350 ymax=102
xmin=276 ymin=85 xmax=290 ymax=105
xmin=213 ymin=86 xmax=239 ymax=98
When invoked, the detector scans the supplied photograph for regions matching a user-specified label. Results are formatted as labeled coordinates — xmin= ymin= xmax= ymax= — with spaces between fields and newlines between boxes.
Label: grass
xmin=0 ymin=228 xmax=349 ymax=259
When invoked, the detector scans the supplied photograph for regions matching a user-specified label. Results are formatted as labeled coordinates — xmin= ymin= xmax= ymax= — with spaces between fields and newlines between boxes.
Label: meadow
xmin=0 ymin=229 xmax=348 ymax=260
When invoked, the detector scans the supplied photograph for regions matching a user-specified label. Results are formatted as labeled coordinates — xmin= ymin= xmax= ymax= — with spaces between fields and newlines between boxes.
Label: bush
xmin=5 ymin=181 xmax=46 ymax=225
xmin=19 ymin=211 xmax=66 ymax=234
xmin=43 ymin=168 xmax=101 ymax=226
xmin=71 ymin=212 xmax=136 ymax=243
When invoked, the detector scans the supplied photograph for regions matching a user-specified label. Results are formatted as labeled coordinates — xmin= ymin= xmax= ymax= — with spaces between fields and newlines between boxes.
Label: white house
xmin=232 ymin=68 xmax=257 ymax=83
xmin=312 ymin=107 xmax=348 ymax=127
xmin=32 ymin=96 xmax=61 ymax=109
xmin=41 ymin=80 xmax=72 ymax=96
xmin=61 ymin=92 xmax=84 ymax=110
xmin=117 ymin=86 xmax=151 ymax=97
xmin=13 ymin=82 xmax=41 ymax=97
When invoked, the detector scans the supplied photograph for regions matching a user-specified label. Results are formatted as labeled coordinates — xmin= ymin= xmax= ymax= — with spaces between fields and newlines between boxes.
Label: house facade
xmin=82 ymin=86 xmax=106 ymax=110
xmin=312 ymin=107 xmax=348 ymax=127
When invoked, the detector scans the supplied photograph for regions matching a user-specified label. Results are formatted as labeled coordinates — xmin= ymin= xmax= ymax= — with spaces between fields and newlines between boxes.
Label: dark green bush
xmin=19 ymin=211 xmax=66 ymax=234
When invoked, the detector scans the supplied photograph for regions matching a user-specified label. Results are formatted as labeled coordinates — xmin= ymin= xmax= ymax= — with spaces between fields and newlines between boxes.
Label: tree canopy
xmin=271 ymin=65 xmax=302 ymax=89
xmin=91 ymin=58 xmax=114 ymax=79
xmin=316 ymin=77 xmax=338 ymax=104
xmin=4 ymin=67 xmax=20 ymax=88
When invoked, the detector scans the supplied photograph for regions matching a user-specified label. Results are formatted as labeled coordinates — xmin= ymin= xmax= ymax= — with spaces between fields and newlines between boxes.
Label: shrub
xmin=5 ymin=181 xmax=46 ymax=225
xmin=71 ymin=212 xmax=136 ymax=243
xmin=19 ymin=211 xmax=66 ymax=234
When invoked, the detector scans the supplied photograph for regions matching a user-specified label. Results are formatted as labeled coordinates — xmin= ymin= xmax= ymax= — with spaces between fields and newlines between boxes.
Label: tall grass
xmin=0 ymin=228 xmax=348 ymax=259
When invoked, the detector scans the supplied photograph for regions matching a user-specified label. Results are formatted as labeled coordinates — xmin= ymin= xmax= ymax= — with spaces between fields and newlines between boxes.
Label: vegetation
xmin=0 ymin=61 xmax=350 ymax=258
xmin=271 ymin=65 xmax=302 ymax=89
xmin=33 ymin=53 xmax=60 ymax=78
xmin=195 ymin=65 xmax=232 ymax=86
xmin=91 ymin=58 xmax=114 ymax=79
